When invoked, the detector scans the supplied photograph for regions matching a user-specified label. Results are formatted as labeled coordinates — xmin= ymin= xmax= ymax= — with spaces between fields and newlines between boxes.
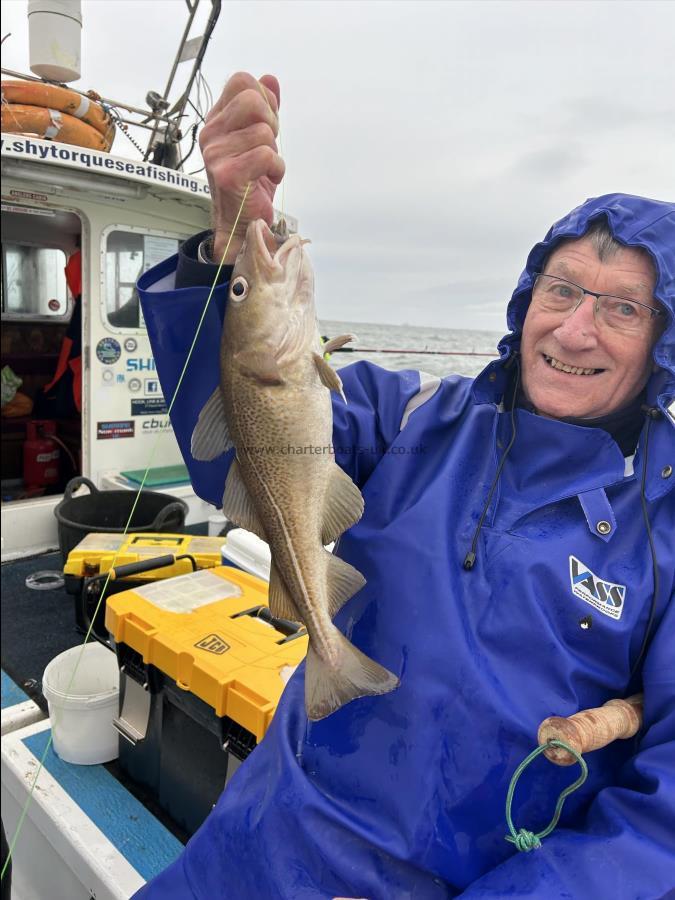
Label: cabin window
xmin=1 ymin=244 xmax=69 ymax=319
xmin=105 ymin=230 xmax=179 ymax=329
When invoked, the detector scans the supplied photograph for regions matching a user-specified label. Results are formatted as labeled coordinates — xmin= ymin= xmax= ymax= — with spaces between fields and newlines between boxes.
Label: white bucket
xmin=208 ymin=512 xmax=229 ymax=536
xmin=42 ymin=643 xmax=120 ymax=765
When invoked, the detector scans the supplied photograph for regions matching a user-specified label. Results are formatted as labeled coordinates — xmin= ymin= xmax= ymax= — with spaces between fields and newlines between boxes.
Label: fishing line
xmin=254 ymin=79 xmax=285 ymax=224
xmin=2 ymin=171 xmax=257 ymax=881
xmin=276 ymin=118 xmax=285 ymax=222
xmin=332 ymin=347 xmax=498 ymax=358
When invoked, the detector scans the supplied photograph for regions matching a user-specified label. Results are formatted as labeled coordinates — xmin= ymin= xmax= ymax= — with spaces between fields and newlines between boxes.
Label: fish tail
xmin=305 ymin=631 xmax=399 ymax=721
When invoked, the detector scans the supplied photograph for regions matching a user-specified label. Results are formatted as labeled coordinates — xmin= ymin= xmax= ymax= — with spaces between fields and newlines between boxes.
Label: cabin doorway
xmin=1 ymin=207 xmax=83 ymax=502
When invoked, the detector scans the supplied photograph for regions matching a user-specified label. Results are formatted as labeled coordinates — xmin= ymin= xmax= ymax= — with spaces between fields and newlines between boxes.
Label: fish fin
xmin=304 ymin=630 xmax=399 ymax=721
xmin=268 ymin=562 xmax=302 ymax=622
xmin=222 ymin=459 xmax=267 ymax=540
xmin=191 ymin=386 xmax=233 ymax=461
xmin=312 ymin=352 xmax=347 ymax=403
xmin=322 ymin=333 xmax=357 ymax=354
xmin=234 ymin=350 xmax=285 ymax=385
xmin=322 ymin=465 xmax=365 ymax=545
xmin=325 ymin=551 xmax=366 ymax=619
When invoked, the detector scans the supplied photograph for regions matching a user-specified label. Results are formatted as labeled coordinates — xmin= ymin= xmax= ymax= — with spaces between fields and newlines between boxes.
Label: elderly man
xmin=133 ymin=74 xmax=674 ymax=900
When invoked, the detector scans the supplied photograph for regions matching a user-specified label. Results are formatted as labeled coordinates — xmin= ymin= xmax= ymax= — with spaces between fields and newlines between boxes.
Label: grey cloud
xmin=508 ymin=143 xmax=587 ymax=180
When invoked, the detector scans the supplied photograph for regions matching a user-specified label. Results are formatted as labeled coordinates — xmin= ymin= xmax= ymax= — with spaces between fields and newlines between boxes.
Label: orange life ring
xmin=1 ymin=81 xmax=115 ymax=146
xmin=1 ymin=103 xmax=112 ymax=152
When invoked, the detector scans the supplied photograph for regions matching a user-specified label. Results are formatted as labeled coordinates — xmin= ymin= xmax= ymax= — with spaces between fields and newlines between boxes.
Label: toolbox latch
xmin=113 ymin=676 xmax=151 ymax=745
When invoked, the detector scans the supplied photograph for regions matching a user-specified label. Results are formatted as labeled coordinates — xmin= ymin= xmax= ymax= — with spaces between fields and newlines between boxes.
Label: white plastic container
xmin=221 ymin=528 xmax=271 ymax=581
xmin=28 ymin=0 xmax=83 ymax=83
xmin=42 ymin=642 xmax=120 ymax=765
xmin=208 ymin=512 xmax=229 ymax=536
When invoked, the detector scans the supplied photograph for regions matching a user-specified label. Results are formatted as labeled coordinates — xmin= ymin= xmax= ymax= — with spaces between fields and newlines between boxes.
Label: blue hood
xmin=474 ymin=193 xmax=675 ymax=501
xmin=479 ymin=194 xmax=674 ymax=407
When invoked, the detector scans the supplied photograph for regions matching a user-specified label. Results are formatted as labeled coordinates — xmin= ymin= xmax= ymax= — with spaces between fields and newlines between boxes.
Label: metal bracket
xmin=112 ymin=676 xmax=151 ymax=746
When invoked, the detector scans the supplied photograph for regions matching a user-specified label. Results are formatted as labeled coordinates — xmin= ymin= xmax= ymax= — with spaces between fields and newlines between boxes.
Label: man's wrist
xmin=175 ymin=230 xmax=233 ymax=290
xmin=212 ymin=229 xmax=244 ymax=265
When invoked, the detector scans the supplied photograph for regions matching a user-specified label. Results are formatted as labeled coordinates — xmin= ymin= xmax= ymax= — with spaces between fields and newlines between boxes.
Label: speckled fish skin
xmin=213 ymin=219 xmax=399 ymax=720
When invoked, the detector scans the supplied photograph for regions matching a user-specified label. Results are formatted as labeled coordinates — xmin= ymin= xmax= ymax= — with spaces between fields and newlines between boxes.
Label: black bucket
xmin=54 ymin=476 xmax=189 ymax=563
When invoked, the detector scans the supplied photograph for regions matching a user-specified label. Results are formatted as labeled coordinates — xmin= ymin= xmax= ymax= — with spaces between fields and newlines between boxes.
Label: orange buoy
xmin=2 ymin=81 xmax=115 ymax=146
xmin=1 ymin=102 xmax=113 ymax=151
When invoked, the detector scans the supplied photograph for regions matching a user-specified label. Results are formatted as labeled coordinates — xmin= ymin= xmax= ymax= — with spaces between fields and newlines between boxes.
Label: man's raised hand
xmin=199 ymin=72 xmax=285 ymax=263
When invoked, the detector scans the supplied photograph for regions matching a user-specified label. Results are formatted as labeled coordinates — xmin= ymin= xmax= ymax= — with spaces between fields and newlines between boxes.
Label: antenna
xmin=143 ymin=0 xmax=222 ymax=168
xmin=1 ymin=0 xmax=221 ymax=170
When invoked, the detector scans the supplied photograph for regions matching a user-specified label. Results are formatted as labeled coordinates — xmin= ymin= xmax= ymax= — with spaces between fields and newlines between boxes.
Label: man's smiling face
xmin=520 ymin=234 xmax=661 ymax=419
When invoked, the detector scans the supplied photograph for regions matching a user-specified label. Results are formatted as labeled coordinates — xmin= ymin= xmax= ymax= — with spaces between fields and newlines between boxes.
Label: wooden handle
xmin=538 ymin=694 xmax=644 ymax=766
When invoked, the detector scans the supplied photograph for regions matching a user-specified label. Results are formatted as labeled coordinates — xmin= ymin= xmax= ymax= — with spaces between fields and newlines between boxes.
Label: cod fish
xmin=191 ymin=218 xmax=399 ymax=720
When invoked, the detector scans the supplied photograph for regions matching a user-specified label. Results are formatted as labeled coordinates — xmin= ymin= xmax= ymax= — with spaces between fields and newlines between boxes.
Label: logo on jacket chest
xmin=569 ymin=556 xmax=626 ymax=620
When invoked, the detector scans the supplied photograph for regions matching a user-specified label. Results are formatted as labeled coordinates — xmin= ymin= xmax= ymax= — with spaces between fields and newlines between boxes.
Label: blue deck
xmin=1 ymin=668 xmax=29 ymax=709
xmin=22 ymin=728 xmax=184 ymax=883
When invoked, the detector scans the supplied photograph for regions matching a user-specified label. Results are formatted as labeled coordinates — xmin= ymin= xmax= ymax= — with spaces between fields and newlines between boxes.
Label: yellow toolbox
xmin=105 ymin=565 xmax=308 ymax=835
xmin=63 ymin=532 xmax=227 ymax=639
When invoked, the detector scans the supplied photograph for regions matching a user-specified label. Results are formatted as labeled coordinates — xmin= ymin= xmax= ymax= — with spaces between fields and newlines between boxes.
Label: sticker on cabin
xmin=128 ymin=378 xmax=142 ymax=393
xmin=126 ymin=358 xmax=156 ymax=372
xmin=194 ymin=633 xmax=230 ymax=655
xmin=141 ymin=417 xmax=173 ymax=434
xmin=124 ymin=337 xmax=138 ymax=353
xmin=144 ymin=379 xmax=162 ymax=397
xmin=97 ymin=420 xmax=135 ymax=440
xmin=96 ymin=337 xmax=122 ymax=365
xmin=9 ymin=189 xmax=49 ymax=203
xmin=131 ymin=398 xmax=168 ymax=416
xmin=1 ymin=202 xmax=55 ymax=217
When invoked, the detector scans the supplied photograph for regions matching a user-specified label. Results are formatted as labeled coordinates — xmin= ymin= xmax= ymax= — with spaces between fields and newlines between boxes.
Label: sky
xmin=2 ymin=0 xmax=674 ymax=331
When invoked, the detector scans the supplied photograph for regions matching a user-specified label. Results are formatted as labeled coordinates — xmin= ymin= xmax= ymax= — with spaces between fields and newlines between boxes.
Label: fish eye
xmin=230 ymin=276 xmax=249 ymax=302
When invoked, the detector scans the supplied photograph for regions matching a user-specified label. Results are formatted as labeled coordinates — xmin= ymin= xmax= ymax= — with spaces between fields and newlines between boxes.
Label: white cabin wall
xmin=2 ymin=171 xmax=211 ymax=548
xmin=72 ymin=191 xmax=210 ymax=486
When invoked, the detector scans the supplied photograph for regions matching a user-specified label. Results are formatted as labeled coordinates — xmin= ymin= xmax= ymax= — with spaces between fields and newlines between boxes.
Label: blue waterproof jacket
xmin=133 ymin=195 xmax=674 ymax=899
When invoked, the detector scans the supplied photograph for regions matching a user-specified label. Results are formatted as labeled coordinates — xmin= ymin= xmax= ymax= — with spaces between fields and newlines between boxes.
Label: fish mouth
xmin=253 ymin=219 xmax=280 ymax=268
xmin=252 ymin=219 xmax=309 ymax=272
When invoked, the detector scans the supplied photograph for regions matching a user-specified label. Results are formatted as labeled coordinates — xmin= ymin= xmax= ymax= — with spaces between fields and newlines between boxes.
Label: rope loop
xmin=511 ymin=829 xmax=541 ymax=852
xmin=505 ymin=739 xmax=588 ymax=853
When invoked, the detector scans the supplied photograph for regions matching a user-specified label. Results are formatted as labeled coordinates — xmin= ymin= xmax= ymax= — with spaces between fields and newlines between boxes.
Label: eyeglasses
xmin=532 ymin=273 xmax=663 ymax=335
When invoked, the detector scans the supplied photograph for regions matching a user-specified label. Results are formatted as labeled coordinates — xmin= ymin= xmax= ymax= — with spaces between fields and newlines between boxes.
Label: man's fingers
xmin=258 ymin=74 xmax=280 ymax=113
xmin=201 ymin=120 xmax=278 ymax=163
xmin=232 ymin=145 xmax=286 ymax=188
xmin=204 ymin=86 xmax=278 ymax=135
xmin=208 ymin=145 xmax=285 ymax=194
xmin=212 ymin=87 xmax=279 ymax=137
xmin=201 ymin=70 xmax=284 ymax=251
xmin=209 ymin=71 xmax=280 ymax=121
xmin=210 ymin=71 xmax=259 ymax=117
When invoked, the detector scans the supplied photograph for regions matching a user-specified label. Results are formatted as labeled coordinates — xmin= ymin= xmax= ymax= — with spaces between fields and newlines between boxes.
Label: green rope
xmin=505 ymin=740 xmax=588 ymax=852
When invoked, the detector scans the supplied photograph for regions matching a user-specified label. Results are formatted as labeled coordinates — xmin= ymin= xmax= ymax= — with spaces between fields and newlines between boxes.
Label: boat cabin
xmin=1 ymin=137 xmax=213 ymax=558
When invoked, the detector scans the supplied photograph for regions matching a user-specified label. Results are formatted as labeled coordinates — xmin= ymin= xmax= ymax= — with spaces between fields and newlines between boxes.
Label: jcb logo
xmin=569 ymin=556 xmax=626 ymax=620
xmin=195 ymin=633 xmax=230 ymax=655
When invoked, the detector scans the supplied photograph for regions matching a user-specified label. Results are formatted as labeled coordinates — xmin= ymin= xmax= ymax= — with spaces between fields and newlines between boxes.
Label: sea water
xmin=320 ymin=320 xmax=503 ymax=379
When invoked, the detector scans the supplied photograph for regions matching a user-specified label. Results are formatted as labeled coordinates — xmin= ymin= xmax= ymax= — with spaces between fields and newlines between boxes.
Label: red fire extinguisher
xmin=23 ymin=420 xmax=61 ymax=489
